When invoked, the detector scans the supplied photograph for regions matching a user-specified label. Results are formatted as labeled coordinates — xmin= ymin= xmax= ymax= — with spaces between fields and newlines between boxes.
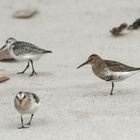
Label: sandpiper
xmin=110 ymin=23 xmax=128 ymax=36
xmin=2 ymin=37 xmax=52 ymax=76
xmin=14 ymin=91 xmax=40 ymax=129
xmin=128 ymin=18 xmax=140 ymax=30
xmin=77 ymin=54 xmax=140 ymax=95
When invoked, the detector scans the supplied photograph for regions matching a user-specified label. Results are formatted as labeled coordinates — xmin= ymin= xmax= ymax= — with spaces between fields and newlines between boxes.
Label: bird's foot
xmin=29 ymin=71 xmax=37 ymax=77
xmin=18 ymin=125 xmax=29 ymax=129
xmin=17 ymin=72 xmax=25 ymax=74
xmin=26 ymin=122 xmax=31 ymax=126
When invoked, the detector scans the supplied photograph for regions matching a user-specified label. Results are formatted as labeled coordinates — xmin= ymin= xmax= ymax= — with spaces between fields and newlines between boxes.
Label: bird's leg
xmin=27 ymin=114 xmax=34 ymax=125
xmin=29 ymin=60 xmax=37 ymax=77
xmin=110 ymin=81 xmax=114 ymax=95
xmin=18 ymin=115 xmax=29 ymax=129
xmin=17 ymin=61 xmax=30 ymax=74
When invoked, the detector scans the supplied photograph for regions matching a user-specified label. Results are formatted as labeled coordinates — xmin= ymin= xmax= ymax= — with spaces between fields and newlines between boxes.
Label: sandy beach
xmin=0 ymin=0 xmax=140 ymax=139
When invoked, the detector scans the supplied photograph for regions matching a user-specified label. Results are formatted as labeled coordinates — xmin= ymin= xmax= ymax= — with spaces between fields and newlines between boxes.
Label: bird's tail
xmin=43 ymin=50 xmax=52 ymax=53
xmin=136 ymin=68 xmax=140 ymax=71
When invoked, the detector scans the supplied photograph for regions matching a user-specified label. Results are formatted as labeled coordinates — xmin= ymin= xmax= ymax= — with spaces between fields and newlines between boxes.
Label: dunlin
xmin=128 ymin=18 xmax=140 ymax=30
xmin=110 ymin=23 xmax=127 ymax=36
xmin=2 ymin=38 xmax=52 ymax=76
xmin=77 ymin=54 xmax=140 ymax=95
xmin=14 ymin=91 xmax=40 ymax=129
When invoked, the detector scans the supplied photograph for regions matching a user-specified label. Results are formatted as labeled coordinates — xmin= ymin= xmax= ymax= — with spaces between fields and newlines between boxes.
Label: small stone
xmin=0 ymin=48 xmax=15 ymax=61
xmin=0 ymin=76 xmax=9 ymax=83
xmin=110 ymin=23 xmax=128 ymax=36
xmin=12 ymin=9 xmax=38 ymax=19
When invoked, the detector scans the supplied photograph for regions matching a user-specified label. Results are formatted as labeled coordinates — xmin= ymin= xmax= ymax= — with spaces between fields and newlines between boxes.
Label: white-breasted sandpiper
xmin=14 ymin=91 xmax=40 ymax=129
xmin=2 ymin=37 xmax=52 ymax=76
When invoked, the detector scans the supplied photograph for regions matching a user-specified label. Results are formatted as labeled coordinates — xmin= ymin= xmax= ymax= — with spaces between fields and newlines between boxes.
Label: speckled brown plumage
xmin=104 ymin=60 xmax=140 ymax=72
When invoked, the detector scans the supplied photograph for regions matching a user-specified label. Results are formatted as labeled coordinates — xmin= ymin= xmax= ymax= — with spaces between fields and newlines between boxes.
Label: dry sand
xmin=0 ymin=0 xmax=140 ymax=139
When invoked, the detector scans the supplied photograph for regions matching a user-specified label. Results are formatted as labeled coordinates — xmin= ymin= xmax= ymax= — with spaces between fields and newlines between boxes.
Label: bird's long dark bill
xmin=77 ymin=60 xmax=89 ymax=69
xmin=0 ymin=45 xmax=6 ymax=50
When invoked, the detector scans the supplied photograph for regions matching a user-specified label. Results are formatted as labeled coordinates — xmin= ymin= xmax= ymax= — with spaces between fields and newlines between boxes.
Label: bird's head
xmin=6 ymin=37 xmax=16 ymax=46
xmin=77 ymin=54 xmax=101 ymax=69
xmin=15 ymin=91 xmax=28 ymax=104
xmin=0 ymin=37 xmax=17 ymax=50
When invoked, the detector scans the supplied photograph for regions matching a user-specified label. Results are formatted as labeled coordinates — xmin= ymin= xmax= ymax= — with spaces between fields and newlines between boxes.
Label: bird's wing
xmin=104 ymin=59 xmax=140 ymax=72
xmin=25 ymin=92 xmax=40 ymax=103
xmin=31 ymin=93 xmax=40 ymax=103
xmin=12 ymin=41 xmax=46 ymax=56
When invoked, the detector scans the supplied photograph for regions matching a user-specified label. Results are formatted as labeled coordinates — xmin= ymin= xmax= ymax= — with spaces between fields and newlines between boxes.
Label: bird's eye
xmin=23 ymin=95 xmax=26 ymax=99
